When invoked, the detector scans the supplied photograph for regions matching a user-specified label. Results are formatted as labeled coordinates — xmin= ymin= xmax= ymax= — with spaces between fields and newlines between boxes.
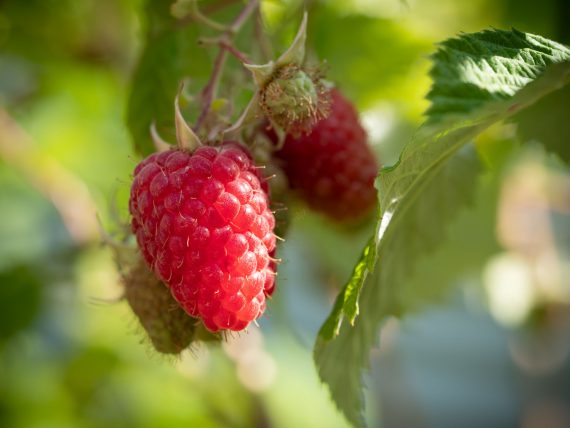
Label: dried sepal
xmin=150 ymin=122 xmax=172 ymax=153
xmin=223 ymin=92 xmax=262 ymax=139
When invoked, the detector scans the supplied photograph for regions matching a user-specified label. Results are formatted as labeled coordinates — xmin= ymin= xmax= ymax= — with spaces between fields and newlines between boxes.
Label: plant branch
xmin=228 ymin=0 xmax=259 ymax=34
xmin=178 ymin=0 xmax=240 ymax=26
xmin=195 ymin=48 xmax=228 ymax=132
xmin=222 ymin=40 xmax=251 ymax=63
xmin=187 ymin=0 xmax=229 ymax=31
xmin=194 ymin=0 xmax=259 ymax=134
xmin=200 ymin=36 xmax=251 ymax=63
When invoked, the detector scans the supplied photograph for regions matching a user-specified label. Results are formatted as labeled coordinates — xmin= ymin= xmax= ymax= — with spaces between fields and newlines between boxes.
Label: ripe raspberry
xmin=129 ymin=142 xmax=276 ymax=332
xmin=272 ymin=89 xmax=378 ymax=221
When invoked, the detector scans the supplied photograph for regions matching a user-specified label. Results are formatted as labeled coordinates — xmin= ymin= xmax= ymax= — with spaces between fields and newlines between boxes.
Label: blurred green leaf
xmin=0 ymin=55 xmax=37 ymax=105
xmin=0 ymin=265 xmax=42 ymax=344
xmin=0 ymin=0 xmax=87 ymax=59
xmin=127 ymin=1 xmax=210 ymax=156
xmin=310 ymin=7 xmax=431 ymax=108
xmin=0 ymin=169 xmax=71 ymax=267
xmin=63 ymin=346 xmax=120 ymax=407
xmin=314 ymin=29 xmax=570 ymax=427
xmin=513 ymin=84 xmax=570 ymax=163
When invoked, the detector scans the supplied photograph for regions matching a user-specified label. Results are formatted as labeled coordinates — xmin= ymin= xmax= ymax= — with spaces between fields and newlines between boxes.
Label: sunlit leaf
xmin=317 ymin=237 xmax=376 ymax=341
xmin=314 ymin=29 xmax=570 ymax=427
xmin=427 ymin=28 xmax=570 ymax=121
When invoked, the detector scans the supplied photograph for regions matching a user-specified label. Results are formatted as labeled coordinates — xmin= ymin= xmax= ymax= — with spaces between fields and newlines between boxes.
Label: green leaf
xmin=126 ymin=1 xmax=210 ymax=156
xmin=427 ymin=28 xmax=570 ymax=121
xmin=310 ymin=7 xmax=431 ymax=108
xmin=513 ymin=84 xmax=570 ymax=163
xmin=314 ymin=29 xmax=570 ymax=428
xmin=315 ymin=146 xmax=484 ymax=428
xmin=317 ymin=236 xmax=376 ymax=341
xmin=321 ymin=145 xmax=507 ymax=425
xmin=0 ymin=265 xmax=42 ymax=344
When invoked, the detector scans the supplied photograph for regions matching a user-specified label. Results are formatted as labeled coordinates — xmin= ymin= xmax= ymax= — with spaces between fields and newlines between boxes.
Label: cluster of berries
xmin=126 ymin=86 xmax=378 ymax=341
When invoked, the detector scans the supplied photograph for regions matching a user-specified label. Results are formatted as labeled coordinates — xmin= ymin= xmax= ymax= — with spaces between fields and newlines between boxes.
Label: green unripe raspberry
xmin=123 ymin=258 xmax=198 ymax=354
xmin=266 ymin=68 xmax=318 ymax=114
xmin=260 ymin=65 xmax=329 ymax=136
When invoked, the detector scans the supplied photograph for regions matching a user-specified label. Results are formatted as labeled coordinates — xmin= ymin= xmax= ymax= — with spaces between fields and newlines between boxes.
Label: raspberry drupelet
xmin=129 ymin=142 xmax=276 ymax=332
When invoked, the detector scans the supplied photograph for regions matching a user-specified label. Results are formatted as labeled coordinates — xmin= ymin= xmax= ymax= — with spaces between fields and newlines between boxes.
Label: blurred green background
xmin=0 ymin=0 xmax=569 ymax=427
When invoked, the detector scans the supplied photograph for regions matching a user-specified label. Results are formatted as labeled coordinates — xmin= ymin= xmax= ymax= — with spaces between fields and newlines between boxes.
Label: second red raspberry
xmin=272 ymin=89 xmax=378 ymax=221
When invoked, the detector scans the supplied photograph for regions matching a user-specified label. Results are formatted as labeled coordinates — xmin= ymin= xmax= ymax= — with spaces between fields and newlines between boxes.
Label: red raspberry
xmin=272 ymin=89 xmax=378 ymax=221
xmin=129 ymin=142 xmax=276 ymax=332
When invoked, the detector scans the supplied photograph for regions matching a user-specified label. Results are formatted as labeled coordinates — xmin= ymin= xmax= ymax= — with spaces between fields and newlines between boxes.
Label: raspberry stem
xmin=194 ymin=0 xmax=260 ymax=135
xmin=199 ymin=37 xmax=251 ymax=64
xmin=187 ymin=0 xmax=229 ymax=32
xmin=228 ymin=0 xmax=259 ymax=34
xmin=195 ymin=48 xmax=228 ymax=133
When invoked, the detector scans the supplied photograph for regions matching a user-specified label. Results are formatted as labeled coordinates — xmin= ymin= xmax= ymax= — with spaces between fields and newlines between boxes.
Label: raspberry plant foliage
xmin=125 ymin=2 xmax=570 ymax=427
xmin=314 ymin=30 xmax=570 ymax=427
xmin=127 ymin=0 xmax=210 ymax=157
